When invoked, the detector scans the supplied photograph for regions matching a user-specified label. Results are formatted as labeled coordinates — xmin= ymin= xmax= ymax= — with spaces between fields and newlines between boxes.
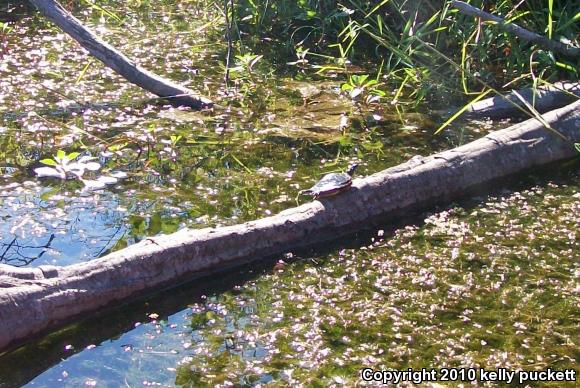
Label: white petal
xmin=83 ymin=162 xmax=101 ymax=171
xmin=35 ymin=166 xmax=66 ymax=179
xmin=97 ymin=176 xmax=118 ymax=185
xmin=109 ymin=171 xmax=128 ymax=179
xmin=77 ymin=155 xmax=97 ymax=163
xmin=82 ymin=179 xmax=106 ymax=190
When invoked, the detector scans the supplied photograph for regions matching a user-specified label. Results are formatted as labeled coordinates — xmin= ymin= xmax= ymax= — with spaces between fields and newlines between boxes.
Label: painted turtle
xmin=301 ymin=163 xmax=358 ymax=199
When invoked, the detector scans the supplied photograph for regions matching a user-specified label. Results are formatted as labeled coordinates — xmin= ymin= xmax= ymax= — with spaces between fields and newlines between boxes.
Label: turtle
xmin=301 ymin=163 xmax=358 ymax=199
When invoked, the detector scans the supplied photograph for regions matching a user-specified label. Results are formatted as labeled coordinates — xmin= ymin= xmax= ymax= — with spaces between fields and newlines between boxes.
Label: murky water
xmin=0 ymin=2 xmax=577 ymax=387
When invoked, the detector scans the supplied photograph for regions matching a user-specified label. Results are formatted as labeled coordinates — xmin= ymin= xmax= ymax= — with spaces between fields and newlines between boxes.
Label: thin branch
xmin=0 ymin=238 xmax=17 ymax=261
xmin=224 ymin=0 xmax=233 ymax=86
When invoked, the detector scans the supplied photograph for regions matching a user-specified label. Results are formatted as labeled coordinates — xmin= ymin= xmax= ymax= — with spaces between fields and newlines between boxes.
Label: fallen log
xmin=29 ymin=0 xmax=213 ymax=109
xmin=465 ymin=82 xmax=580 ymax=119
xmin=452 ymin=1 xmax=580 ymax=59
xmin=0 ymin=101 xmax=579 ymax=352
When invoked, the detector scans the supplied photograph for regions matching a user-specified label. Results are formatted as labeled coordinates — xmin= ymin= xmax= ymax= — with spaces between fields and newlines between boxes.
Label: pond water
xmin=0 ymin=1 xmax=471 ymax=268
xmin=0 ymin=1 xmax=577 ymax=387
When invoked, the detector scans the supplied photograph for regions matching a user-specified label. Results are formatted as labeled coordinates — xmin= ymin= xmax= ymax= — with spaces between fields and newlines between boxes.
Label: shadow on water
xmin=0 ymin=262 xmax=267 ymax=387
xmin=0 ymin=2 xmax=35 ymax=23
xmin=0 ymin=159 xmax=577 ymax=387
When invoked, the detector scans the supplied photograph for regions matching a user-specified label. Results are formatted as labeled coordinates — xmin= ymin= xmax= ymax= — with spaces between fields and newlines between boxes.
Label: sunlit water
xmin=0 ymin=2 xmax=577 ymax=387
xmin=0 ymin=0 xmax=468 ymax=268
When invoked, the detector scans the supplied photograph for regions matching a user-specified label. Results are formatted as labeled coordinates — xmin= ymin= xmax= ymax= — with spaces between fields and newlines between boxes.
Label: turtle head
xmin=346 ymin=163 xmax=359 ymax=176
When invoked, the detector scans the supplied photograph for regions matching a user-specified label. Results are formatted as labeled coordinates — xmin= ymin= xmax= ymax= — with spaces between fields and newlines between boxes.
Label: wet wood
xmin=452 ymin=1 xmax=580 ymax=59
xmin=29 ymin=0 xmax=213 ymax=109
xmin=0 ymin=101 xmax=579 ymax=352
xmin=465 ymin=82 xmax=580 ymax=119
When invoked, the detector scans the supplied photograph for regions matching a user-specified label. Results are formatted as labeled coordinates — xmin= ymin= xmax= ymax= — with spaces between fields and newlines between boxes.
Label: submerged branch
xmin=464 ymin=81 xmax=580 ymax=119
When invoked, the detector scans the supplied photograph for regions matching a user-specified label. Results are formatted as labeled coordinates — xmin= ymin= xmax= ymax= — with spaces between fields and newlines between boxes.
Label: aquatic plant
xmin=34 ymin=150 xmax=126 ymax=189
xmin=341 ymin=73 xmax=385 ymax=104
xmin=35 ymin=150 xmax=100 ymax=180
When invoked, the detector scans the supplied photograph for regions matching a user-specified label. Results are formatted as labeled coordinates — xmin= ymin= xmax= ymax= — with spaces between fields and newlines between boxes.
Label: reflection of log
xmin=452 ymin=1 xmax=580 ymax=59
xmin=465 ymin=82 xmax=580 ymax=119
xmin=0 ymin=265 xmax=255 ymax=387
xmin=1 ymin=101 xmax=579 ymax=352
xmin=29 ymin=0 xmax=213 ymax=109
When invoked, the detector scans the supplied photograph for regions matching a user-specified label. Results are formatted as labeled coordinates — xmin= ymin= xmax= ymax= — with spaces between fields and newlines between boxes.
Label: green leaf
xmin=56 ymin=150 xmax=66 ymax=161
xmin=338 ymin=135 xmax=353 ymax=146
xmin=40 ymin=188 xmax=59 ymax=201
xmin=75 ymin=61 xmax=92 ymax=85
xmin=108 ymin=143 xmax=127 ymax=152
xmin=362 ymin=140 xmax=383 ymax=151
xmin=574 ymin=143 xmax=580 ymax=153
xmin=67 ymin=152 xmax=81 ymax=161
xmin=352 ymin=74 xmax=369 ymax=85
xmin=555 ymin=61 xmax=577 ymax=74
xmin=40 ymin=158 xmax=58 ymax=166
xmin=306 ymin=10 xmax=317 ymax=18
xmin=364 ymin=79 xmax=378 ymax=87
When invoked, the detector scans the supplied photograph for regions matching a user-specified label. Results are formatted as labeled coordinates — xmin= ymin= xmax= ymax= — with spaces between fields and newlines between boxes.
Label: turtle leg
xmin=295 ymin=189 xmax=314 ymax=204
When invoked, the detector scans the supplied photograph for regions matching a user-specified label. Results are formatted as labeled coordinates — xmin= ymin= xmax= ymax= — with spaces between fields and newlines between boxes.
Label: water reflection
xmin=0 ymin=183 xmax=127 ymax=267
xmin=2 ymin=1 xmax=574 ymax=386
xmin=0 ymin=258 xmax=274 ymax=387
xmin=1 ymin=166 xmax=576 ymax=387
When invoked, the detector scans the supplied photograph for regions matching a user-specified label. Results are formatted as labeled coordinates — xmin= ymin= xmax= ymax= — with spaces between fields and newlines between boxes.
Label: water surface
xmin=0 ymin=2 xmax=577 ymax=386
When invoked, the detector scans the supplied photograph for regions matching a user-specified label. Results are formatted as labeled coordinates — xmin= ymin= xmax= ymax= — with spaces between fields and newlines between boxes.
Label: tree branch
xmin=30 ymin=0 xmax=213 ymax=109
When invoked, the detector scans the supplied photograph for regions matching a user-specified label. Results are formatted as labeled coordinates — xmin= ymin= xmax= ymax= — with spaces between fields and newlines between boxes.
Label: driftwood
xmin=465 ymin=82 xmax=580 ymax=119
xmin=0 ymin=101 xmax=579 ymax=352
xmin=29 ymin=0 xmax=213 ymax=109
xmin=452 ymin=1 xmax=580 ymax=59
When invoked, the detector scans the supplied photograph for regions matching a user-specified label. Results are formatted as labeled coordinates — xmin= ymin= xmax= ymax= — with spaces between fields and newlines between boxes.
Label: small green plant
xmin=0 ymin=22 xmax=11 ymax=34
xmin=230 ymin=53 xmax=263 ymax=79
xmin=160 ymin=135 xmax=183 ymax=162
xmin=35 ymin=150 xmax=125 ymax=189
xmin=227 ymin=52 xmax=274 ymax=111
xmin=36 ymin=150 xmax=98 ymax=179
xmin=341 ymin=74 xmax=385 ymax=104
xmin=170 ymin=135 xmax=182 ymax=147
xmin=0 ymin=21 xmax=12 ymax=58
xmin=286 ymin=47 xmax=310 ymax=68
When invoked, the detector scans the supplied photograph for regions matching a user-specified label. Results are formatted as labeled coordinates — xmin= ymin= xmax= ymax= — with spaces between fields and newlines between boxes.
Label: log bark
xmin=29 ymin=0 xmax=213 ymax=109
xmin=0 ymin=101 xmax=579 ymax=352
xmin=452 ymin=1 xmax=580 ymax=59
xmin=465 ymin=82 xmax=580 ymax=119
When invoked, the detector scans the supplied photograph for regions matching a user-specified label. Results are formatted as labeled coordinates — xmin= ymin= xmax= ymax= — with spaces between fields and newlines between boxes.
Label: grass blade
xmin=434 ymin=89 xmax=492 ymax=135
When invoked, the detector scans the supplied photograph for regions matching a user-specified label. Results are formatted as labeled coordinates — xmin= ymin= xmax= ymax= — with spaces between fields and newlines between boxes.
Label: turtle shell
xmin=305 ymin=172 xmax=353 ymax=198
